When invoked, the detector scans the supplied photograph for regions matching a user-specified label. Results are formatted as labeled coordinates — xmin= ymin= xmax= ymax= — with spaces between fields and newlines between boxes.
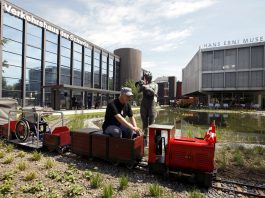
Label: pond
xmin=134 ymin=109 xmax=265 ymax=144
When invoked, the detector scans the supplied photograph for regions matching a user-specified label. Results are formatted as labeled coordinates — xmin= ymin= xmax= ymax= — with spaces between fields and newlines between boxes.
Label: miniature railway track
xmin=212 ymin=178 xmax=265 ymax=197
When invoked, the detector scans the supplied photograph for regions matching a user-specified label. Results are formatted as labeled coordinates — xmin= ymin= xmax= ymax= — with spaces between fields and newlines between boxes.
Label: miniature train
xmin=0 ymin=99 xmax=216 ymax=187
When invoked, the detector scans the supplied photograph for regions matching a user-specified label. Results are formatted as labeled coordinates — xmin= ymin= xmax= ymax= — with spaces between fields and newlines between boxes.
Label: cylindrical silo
xmin=114 ymin=48 xmax=142 ymax=86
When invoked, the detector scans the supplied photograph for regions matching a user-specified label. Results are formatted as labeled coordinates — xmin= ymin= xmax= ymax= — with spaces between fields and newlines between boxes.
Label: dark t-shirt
xmin=102 ymin=98 xmax=133 ymax=131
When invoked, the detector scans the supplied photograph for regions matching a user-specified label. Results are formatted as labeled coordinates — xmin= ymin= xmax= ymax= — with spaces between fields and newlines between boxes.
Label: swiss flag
xmin=204 ymin=121 xmax=217 ymax=144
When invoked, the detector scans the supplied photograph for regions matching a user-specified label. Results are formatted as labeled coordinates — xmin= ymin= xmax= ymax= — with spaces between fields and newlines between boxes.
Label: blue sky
xmin=9 ymin=0 xmax=265 ymax=80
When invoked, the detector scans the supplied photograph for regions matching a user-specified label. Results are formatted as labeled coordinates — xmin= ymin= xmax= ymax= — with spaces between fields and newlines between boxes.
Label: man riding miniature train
xmin=102 ymin=87 xmax=141 ymax=139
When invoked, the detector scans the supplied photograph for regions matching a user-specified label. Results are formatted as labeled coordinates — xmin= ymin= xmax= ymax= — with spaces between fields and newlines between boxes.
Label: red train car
xmin=148 ymin=123 xmax=216 ymax=187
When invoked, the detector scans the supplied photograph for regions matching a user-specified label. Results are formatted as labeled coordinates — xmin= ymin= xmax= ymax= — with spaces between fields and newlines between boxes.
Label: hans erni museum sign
xmin=200 ymin=36 xmax=264 ymax=49
xmin=4 ymin=3 xmax=91 ymax=48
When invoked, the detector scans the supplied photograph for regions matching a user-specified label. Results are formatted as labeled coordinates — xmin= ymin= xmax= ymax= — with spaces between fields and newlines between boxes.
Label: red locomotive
xmin=0 ymin=99 xmax=216 ymax=187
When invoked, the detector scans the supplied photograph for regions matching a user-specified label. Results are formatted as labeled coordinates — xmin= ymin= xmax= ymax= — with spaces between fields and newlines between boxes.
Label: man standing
xmin=136 ymin=71 xmax=158 ymax=137
xmin=102 ymin=87 xmax=141 ymax=139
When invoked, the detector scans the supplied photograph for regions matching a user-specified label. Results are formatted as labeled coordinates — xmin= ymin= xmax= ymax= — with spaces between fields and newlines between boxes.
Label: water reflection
xmin=135 ymin=109 xmax=265 ymax=144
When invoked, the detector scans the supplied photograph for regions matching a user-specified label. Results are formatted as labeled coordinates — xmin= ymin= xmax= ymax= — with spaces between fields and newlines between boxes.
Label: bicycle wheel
xmin=15 ymin=119 xmax=30 ymax=142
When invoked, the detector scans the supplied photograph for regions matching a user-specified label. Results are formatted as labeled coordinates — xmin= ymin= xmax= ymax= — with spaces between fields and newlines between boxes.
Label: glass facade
xmin=1 ymin=6 xmax=120 ymax=108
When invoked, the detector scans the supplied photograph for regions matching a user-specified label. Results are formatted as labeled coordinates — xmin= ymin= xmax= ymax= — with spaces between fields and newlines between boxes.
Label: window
xmin=60 ymin=37 xmax=71 ymax=85
xmin=238 ymin=48 xmax=250 ymax=69
xmin=213 ymin=50 xmax=224 ymax=70
xmin=237 ymin=72 xmax=249 ymax=87
xmin=224 ymin=49 xmax=236 ymax=69
xmin=225 ymin=72 xmax=236 ymax=88
xmin=3 ymin=12 xmax=23 ymax=30
xmin=251 ymin=46 xmax=264 ymax=68
xmin=202 ymin=51 xmax=213 ymax=71
xmin=93 ymin=50 xmax=100 ymax=88
xmin=212 ymin=73 xmax=224 ymax=88
xmin=84 ymin=47 xmax=92 ymax=87
xmin=108 ymin=57 xmax=114 ymax=90
xmin=102 ymin=54 xmax=107 ymax=89
xmin=73 ymin=43 xmax=82 ymax=86
xmin=202 ymin=74 xmax=212 ymax=88
xmin=250 ymin=71 xmax=263 ymax=87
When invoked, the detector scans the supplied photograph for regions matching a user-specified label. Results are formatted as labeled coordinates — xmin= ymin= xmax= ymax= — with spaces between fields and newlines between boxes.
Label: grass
xmin=0 ymin=151 xmax=5 ymax=158
xmin=0 ymin=180 xmax=12 ymax=196
xmin=47 ymin=170 xmax=62 ymax=182
xmin=83 ymin=170 xmax=93 ymax=181
xmin=149 ymin=183 xmax=163 ymax=197
xmin=24 ymin=171 xmax=37 ymax=181
xmin=31 ymin=151 xmax=42 ymax=161
xmin=44 ymin=158 xmax=55 ymax=169
xmin=17 ymin=151 xmax=26 ymax=158
xmin=90 ymin=173 xmax=103 ymax=189
xmin=21 ymin=181 xmax=44 ymax=194
xmin=17 ymin=161 xmax=27 ymax=171
xmin=103 ymin=184 xmax=113 ymax=198
xmin=233 ymin=150 xmax=244 ymax=166
xmin=66 ymin=184 xmax=83 ymax=198
xmin=3 ymin=156 xmax=14 ymax=164
xmin=188 ymin=189 xmax=204 ymax=198
xmin=119 ymin=175 xmax=128 ymax=190
xmin=131 ymin=193 xmax=140 ymax=198
xmin=6 ymin=144 xmax=14 ymax=153
xmin=2 ymin=171 xmax=15 ymax=181
xmin=45 ymin=190 xmax=61 ymax=198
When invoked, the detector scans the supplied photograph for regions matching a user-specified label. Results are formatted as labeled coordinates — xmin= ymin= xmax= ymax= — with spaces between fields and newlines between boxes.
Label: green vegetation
xmin=24 ymin=171 xmax=37 ymax=181
xmin=131 ymin=193 xmax=140 ymax=198
xmin=66 ymin=184 xmax=83 ymax=198
xmin=6 ymin=144 xmax=14 ymax=153
xmin=123 ymin=79 xmax=142 ymax=105
xmin=17 ymin=151 xmax=26 ymax=158
xmin=233 ymin=149 xmax=244 ymax=166
xmin=83 ymin=170 xmax=93 ymax=181
xmin=149 ymin=183 xmax=163 ymax=197
xmin=44 ymin=158 xmax=55 ymax=169
xmin=3 ymin=156 xmax=14 ymax=164
xmin=188 ymin=189 xmax=204 ymax=198
xmin=103 ymin=184 xmax=113 ymax=198
xmin=21 ymin=181 xmax=44 ymax=194
xmin=2 ymin=171 xmax=15 ymax=181
xmin=119 ymin=175 xmax=129 ymax=190
xmin=0 ymin=151 xmax=5 ymax=158
xmin=17 ymin=161 xmax=27 ymax=171
xmin=31 ymin=150 xmax=42 ymax=161
xmin=90 ymin=173 xmax=103 ymax=188
xmin=45 ymin=190 xmax=62 ymax=198
xmin=0 ymin=180 xmax=12 ymax=196
xmin=47 ymin=170 xmax=62 ymax=181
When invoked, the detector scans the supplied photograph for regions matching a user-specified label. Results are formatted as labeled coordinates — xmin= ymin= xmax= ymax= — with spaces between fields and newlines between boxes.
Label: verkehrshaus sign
xmin=3 ymin=2 xmax=91 ymax=48
xmin=200 ymin=36 xmax=264 ymax=49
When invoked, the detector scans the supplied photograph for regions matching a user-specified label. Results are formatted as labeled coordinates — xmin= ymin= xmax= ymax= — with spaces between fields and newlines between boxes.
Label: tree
xmin=123 ymin=80 xmax=142 ymax=106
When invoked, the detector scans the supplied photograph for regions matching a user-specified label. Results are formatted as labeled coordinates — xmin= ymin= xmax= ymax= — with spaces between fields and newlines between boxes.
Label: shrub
xmin=44 ymin=158 xmax=55 ymax=169
xmin=3 ymin=156 xmax=14 ymax=164
xmin=21 ymin=181 xmax=44 ymax=194
xmin=31 ymin=151 xmax=42 ymax=161
xmin=90 ymin=173 xmax=103 ymax=188
xmin=103 ymin=184 xmax=113 ymax=198
xmin=119 ymin=175 xmax=128 ymax=190
xmin=149 ymin=183 xmax=163 ymax=197
xmin=0 ymin=151 xmax=5 ymax=158
xmin=47 ymin=170 xmax=62 ymax=182
xmin=0 ymin=180 xmax=12 ymax=195
xmin=66 ymin=184 xmax=83 ymax=197
xmin=83 ymin=170 xmax=93 ymax=181
xmin=17 ymin=161 xmax=27 ymax=171
xmin=6 ymin=144 xmax=14 ymax=153
xmin=131 ymin=193 xmax=140 ymax=198
xmin=17 ymin=151 xmax=26 ymax=158
xmin=2 ymin=171 xmax=15 ymax=181
xmin=188 ymin=189 xmax=204 ymax=198
xmin=24 ymin=171 xmax=37 ymax=181
xmin=233 ymin=150 xmax=244 ymax=166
